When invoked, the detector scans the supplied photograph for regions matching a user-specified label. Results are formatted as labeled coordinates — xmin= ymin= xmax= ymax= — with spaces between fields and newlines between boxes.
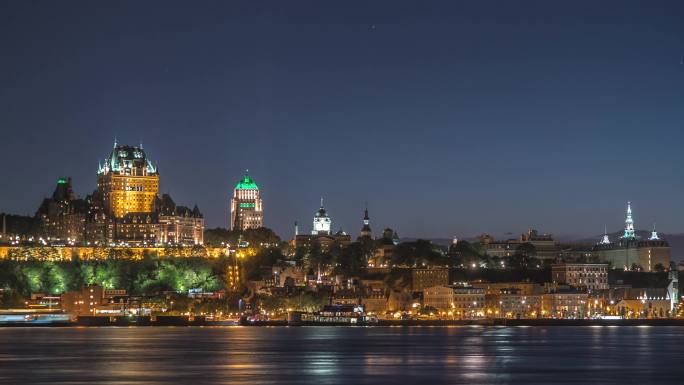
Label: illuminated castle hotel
xmin=97 ymin=141 xmax=159 ymax=218
xmin=593 ymin=202 xmax=670 ymax=272
xmin=36 ymin=141 xmax=204 ymax=246
xmin=230 ymin=172 xmax=263 ymax=231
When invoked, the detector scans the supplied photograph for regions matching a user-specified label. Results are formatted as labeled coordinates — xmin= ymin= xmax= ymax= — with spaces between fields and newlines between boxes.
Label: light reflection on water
xmin=0 ymin=326 xmax=682 ymax=384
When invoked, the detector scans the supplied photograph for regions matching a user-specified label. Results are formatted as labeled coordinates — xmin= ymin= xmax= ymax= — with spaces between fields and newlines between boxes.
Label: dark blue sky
xmin=1 ymin=0 xmax=683 ymax=240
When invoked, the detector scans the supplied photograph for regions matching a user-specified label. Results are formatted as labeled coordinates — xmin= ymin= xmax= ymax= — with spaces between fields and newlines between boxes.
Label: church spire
xmin=600 ymin=224 xmax=611 ymax=244
xmin=622 ymin=201 xmax=636 ymax=239
xmin=360 ymin=204 xmax=372 ymax=238
xmin=649 ymin=223 xmax=660 ymax=240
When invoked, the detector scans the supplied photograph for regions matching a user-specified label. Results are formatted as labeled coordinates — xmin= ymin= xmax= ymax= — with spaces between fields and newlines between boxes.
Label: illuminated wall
xmin=97 ymin=144 xmax=160 ymax=218
xmin=99 ymin=174 xmax=159 ymax=218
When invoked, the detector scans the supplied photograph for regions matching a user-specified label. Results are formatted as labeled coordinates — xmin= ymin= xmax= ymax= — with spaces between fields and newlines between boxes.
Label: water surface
xmin=0 ymin=326 xmax=680 ymax=384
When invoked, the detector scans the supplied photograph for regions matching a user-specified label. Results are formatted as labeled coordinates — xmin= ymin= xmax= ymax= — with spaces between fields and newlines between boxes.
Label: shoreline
xmin=3 ymin=318 xmax=684 ymax=327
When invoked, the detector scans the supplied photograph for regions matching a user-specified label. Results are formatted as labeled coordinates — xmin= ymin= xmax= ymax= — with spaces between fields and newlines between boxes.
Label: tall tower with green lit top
xmin=230 ymin=171 xmax=263 ymax=231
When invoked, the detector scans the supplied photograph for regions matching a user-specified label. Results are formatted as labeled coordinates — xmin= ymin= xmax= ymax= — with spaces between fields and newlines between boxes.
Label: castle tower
xmin=97 ymin=141 xmax=159 ymax=218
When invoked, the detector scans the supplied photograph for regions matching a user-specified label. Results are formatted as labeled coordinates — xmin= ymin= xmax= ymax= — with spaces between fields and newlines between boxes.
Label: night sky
xmin=1 ymin=1 xmax=683 ymax=241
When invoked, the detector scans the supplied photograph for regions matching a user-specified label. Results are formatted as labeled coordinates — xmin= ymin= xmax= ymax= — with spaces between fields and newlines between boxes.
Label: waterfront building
xmin=593 ymin=202 xmax=670 ymax=271
xmin=422 ymin=286 xmax=454 ymax=310
xmin=486 ymin=288 xmax=541 ymax=319
xmin=471 ymin=282 xmax=541 ymax=296
xmin=61 ymin=285 xmax=128 ymax=316
xmin=616 ymin=295 xmax=672 ymax=318
xmin=452 ymin=286 xmax=486 ymax=318
xmin=411 ymin=268 xmax=449 ymax=291
xmin=540 ymin=286 xmax=588 ymax=318
xmin=97 ymin=141 xmax=159 ymax=218
xmin=551 ymin=263 xmax=609 ymax=292
xmin=229 ymin=171 xmax=263 ymax=231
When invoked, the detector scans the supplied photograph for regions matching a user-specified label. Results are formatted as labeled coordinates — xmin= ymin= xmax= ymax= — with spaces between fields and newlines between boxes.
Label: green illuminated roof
xmin=235 ymin=172 xmax=259 ymax=190
xmin=57 ymin=178 xmax=67 ymax=185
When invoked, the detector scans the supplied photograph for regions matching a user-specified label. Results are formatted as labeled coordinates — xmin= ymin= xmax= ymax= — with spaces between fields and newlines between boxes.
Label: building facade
xmin=97 ymin=142 xmax=159 ymax=218
xmin=292 ymin=200 xmax=351 ymax=251
xmin=230 ymin=172 xmax=263 ymax=231
xmin=482 ymin=229 xmax=560 ymax=260
xmin=36 ymin=141 xmax=203 ymax=246
xmin=312 ymin=199 xmax=331 ymax=235
xmin=411 ymin=268 xmax=449 ymax=291
xmin=593 ymin=202 xmax=670 ymax=271
xmin=551 ymin=263 xmax=609 ymax=291
xmin=36 ymin=177 xmax=88 ymax=243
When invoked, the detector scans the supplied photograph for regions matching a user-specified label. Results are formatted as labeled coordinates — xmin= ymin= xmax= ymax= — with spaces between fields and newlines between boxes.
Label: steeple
xmin=622 ymin=201 xmax=636 ymax=239
xmin=600 ymin=225 xmax=611 ymax=245
xmin=360 ymin=204 xmax=372 ymax=238
xmin=649 ymin=223 xmax=660 ymax=240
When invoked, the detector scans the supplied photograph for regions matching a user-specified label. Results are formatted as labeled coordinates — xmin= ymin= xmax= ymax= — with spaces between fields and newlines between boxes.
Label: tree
xmin=203 ymin=227 xmax=282 ymax=247
xmin=332 ymin=242 xmax=366 ymax=277
xmin=654 ymin=263 xmax=666 ymax=273
xmin=390 ymin=240 xmax=446 ymax=267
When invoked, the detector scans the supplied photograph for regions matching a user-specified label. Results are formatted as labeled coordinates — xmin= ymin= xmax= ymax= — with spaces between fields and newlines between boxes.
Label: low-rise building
xmin=412 ymin=268 xmax=449 ymax=291
xmin=541 ymin=287 xmax=588 ymax=318
xmin=452 ymin=286 xmax=485 ymax=318
xmin=551 ymin=263 xmax=609 ymax=291
xmin=471 ymin=281 xmax=540 ymax=296
xmin=423 ymin=286 xmax=454 ymax=311
xmin=61 ymin=285 xmax=128 ymax=316
xmin=485 ymin=288 xmax=541 ymax=319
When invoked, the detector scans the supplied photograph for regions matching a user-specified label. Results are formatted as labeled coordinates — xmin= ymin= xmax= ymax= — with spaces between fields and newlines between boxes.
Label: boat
xmin=288 ymin=304 xmax=378 ymax=326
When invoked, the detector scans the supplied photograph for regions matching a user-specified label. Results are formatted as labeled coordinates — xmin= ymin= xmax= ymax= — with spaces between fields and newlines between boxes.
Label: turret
xmin=622 ymin=201 xmax=636 ymax=239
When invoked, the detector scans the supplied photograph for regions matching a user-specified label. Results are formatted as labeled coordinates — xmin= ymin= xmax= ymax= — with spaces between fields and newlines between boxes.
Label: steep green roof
xmin=235 ymin=173 xmax=259 ymax=190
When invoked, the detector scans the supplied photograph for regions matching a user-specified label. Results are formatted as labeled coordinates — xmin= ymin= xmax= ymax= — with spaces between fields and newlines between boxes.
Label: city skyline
xmin=5 ymin=140 xmax=677 ymax=243
xmin=1 ymin=1 xmax=683 ymax=240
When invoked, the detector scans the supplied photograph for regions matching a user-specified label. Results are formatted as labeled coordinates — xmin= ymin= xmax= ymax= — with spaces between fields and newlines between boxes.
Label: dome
xmin=315 ymin=207 xmax=328 ymax=217
xmin=235 ymin=172 xmax=259 ymax=190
